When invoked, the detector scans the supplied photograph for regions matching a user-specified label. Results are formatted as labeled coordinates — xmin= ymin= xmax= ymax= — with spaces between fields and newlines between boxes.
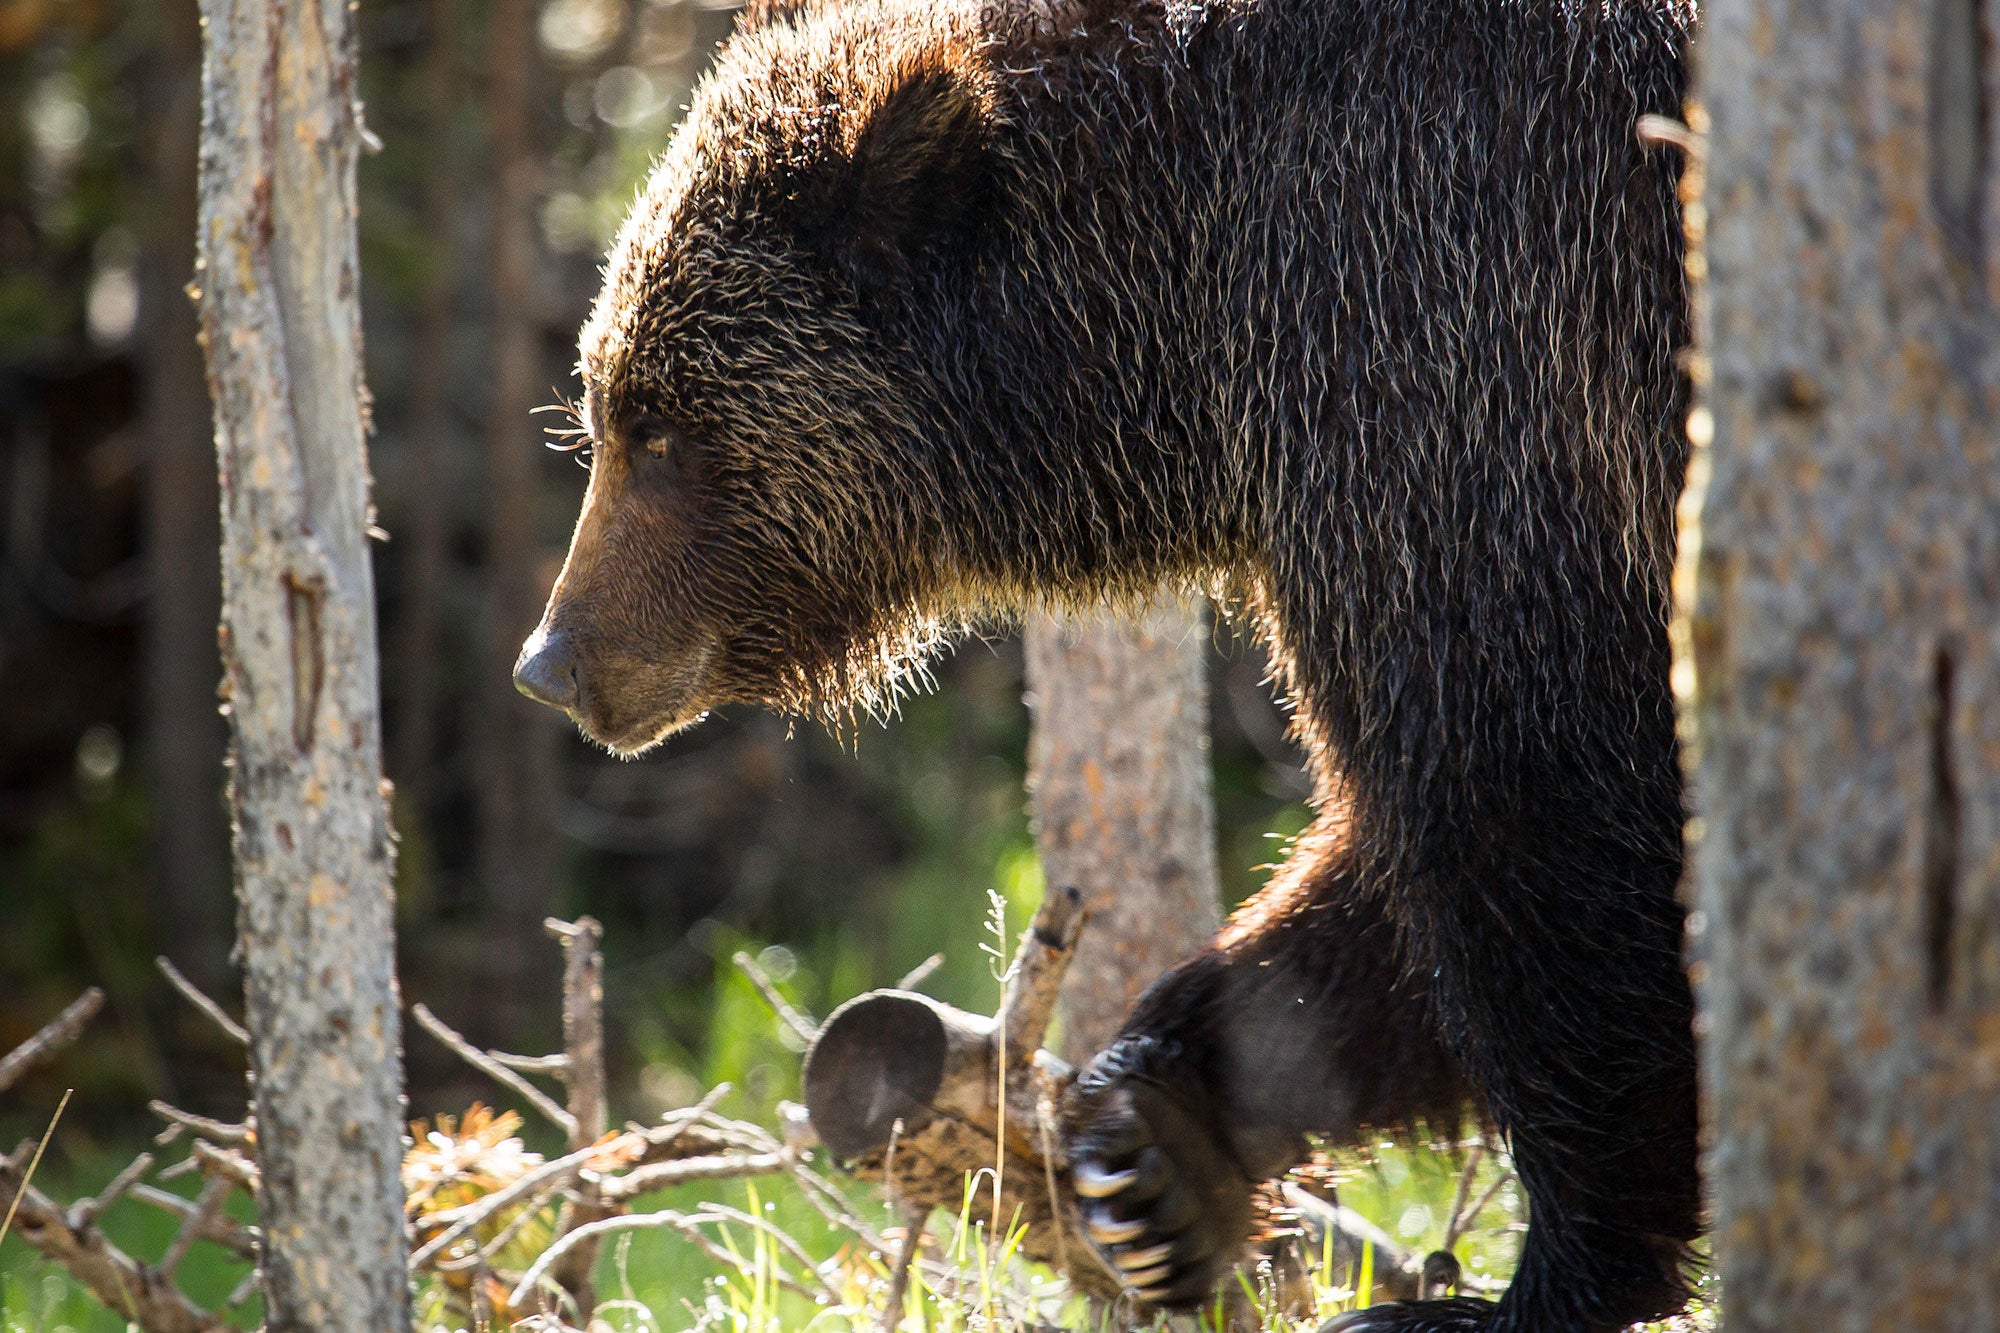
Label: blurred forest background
xmin=0 ymin=0 xmax=1317 ymax=1161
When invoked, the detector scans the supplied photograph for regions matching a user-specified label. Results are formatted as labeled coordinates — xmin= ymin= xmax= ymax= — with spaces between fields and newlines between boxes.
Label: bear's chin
xmin=581 ymin=703 xmax=713 ymax=758
xmin=580 ymin=680 xmax=720 ymax=752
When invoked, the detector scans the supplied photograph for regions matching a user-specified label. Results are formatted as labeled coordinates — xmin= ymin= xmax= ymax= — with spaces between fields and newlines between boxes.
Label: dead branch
xmin=412 ymin=1001 xmax=577 ymax=1137
xmin=0 ymin=1155 xmax=231 ymax=1333
xmin=159 ymin=1175 xmax=233 ymax=1277
xmin=490 ymin=1050 xmax=570 ymax=1076
xmin=149 ymin=1101 xmax=251 ymax=1148
xmin=68 ymin=1151 xmax=154 ymax=1228
xmin=0 ymin=988 xmax=104 ymax=1094
xmin=801 ymin=884 xmax=1124 ymax=1298
xmin=408 ymin=1093 xmax=726 ymax=1270
xmin=549 ymin=917 xmax=606 ymax=1139
xmin=895 ymin=953 xmax=944 ymax=991
xmin=131 ymin=1182 xmax=259 ymax=1262
xmin=1443 ymin=1167 xmax=1513 ymax=1256
xmin=883 ymin=1201 xmax=927 ymax=1333
xmin=1440 ymin=1142 xmax=1485 ymax=1253
xmin=156 ymin=956 xmax=249 ymax=1046
xmin=596 ymin=1150 xmax=787 ymax=1203
xmin=508 ymin=1207 xmax=836 ymax=1312
xmin=735 ymin=948 xmax=820 ymax=1045
xmin=188 ymin=1139 xmax=260 ymax=1193
xmin=545 ymin=916 xmax=610 ymax=1313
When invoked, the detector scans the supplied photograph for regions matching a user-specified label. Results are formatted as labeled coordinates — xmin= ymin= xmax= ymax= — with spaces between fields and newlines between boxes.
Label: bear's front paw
xmin=1063 ymin=1064 xmax=1253 ymax=1309
xmin=1317 ymin=1296 xmax=1497 ymax=1332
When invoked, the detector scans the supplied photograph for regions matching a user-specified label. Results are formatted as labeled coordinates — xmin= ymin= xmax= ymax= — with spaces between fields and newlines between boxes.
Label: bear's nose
xmin=514 ymin=629 xmax=581 ymax=712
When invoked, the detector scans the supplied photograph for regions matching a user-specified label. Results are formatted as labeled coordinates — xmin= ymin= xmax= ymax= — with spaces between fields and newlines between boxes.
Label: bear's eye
xmin=626 ymin=414 xmax=688 ymax=475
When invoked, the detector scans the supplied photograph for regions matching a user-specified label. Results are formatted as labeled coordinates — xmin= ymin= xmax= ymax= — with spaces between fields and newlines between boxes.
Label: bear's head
xmin=514 ymin=0 xmax=1007 ymax=755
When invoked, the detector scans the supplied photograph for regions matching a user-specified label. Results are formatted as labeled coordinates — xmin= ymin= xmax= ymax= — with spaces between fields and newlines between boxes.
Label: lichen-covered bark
xmin=1025 ymin=600 xmax=1222 ymax=1063
xmin=1689 ymin=0 xmax=2000 ymax=1324
xmin=194 ymin=1 xmax=411 ymax=1327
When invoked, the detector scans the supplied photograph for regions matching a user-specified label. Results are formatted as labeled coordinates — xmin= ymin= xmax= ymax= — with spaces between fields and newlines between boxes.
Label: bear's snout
xmin=514 ymin=627 xmax=582 ymax=714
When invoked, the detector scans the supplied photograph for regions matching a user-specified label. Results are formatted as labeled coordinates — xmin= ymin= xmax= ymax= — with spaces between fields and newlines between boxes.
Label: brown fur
xmin=520 ymin=1 xmax=1700 ymax=1327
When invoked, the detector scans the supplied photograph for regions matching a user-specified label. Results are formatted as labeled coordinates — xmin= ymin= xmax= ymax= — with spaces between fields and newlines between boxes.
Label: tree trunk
xmin=1024 ymin=599 xmax=1222 ymax=1064
xmin=141 ymin=0 xmax=230 ymax=988
xmin=476 ymin=0 xmax=562 ymax=1032
xmin=194 ymin=1 xmax=412 ymax=1328
xmin=1689 ymin=0 xmax=2000 ymax=1325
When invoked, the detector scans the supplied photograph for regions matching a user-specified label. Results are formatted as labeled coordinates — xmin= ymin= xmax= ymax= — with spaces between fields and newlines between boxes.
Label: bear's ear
xmin=823 ymin=61 xmax=996 ymax=296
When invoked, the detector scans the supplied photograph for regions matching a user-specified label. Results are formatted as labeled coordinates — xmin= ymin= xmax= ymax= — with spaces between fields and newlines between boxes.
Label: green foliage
xmin=0 ymin=769 xmax=164 ymax=1140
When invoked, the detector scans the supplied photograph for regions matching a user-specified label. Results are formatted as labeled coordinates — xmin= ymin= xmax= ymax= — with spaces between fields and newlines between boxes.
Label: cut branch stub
xmin=799 ymin=885 xmax=1124 ymax=1297
xmin=802 ymin=990 xmax=959 ymax=1159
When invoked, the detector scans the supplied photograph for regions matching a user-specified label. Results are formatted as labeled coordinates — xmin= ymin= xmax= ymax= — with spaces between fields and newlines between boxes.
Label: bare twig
xmin=189 ymin=1140 xmax=260 ymax=1193
xmin=226 ymin=1268 xmax=262 ymax=1309
xmin=783 ymin=1153 xmax=896 ymax=1256
xmin=1443 ymin=1168 xmax=1513 ymax=1255
xmin=895 ymin=954 xmax=944 ymax=992
xmin=131 ymin=1183 xmax=259 ymax=1262
xmin=1636 ymin=113 xmax=1702 ymax=161
xmin=0 ymin=1155 xmax=230 ymax=1333
xmin=695 ymin=1199 xmax=836 ymax=1297
xmin=69 ymin=1151 xmax=155 ymax=1228
xmin=510 ymin=1204 xmax=839 ymax=1312
xmin=734 ymin=949 xmax=819 ymax=1045
xmin=596 ymin=1150 xmax=788 ymax=1203
xmin=149 ymin=1101 xmax=252 ymax=1148
xmin=0 ymin=989 xmax=103 ymax=1094
xmin=156 ymin=957 xmax=249 ymax=1046
xmin=412 ymin=1002 xmax=577 ymax=1138
xmin=883 ymin=1201 xmax=926 ymax=1333
xmin=489 ymin=1051 xmax=570 ymax=1076
xmin=1440 ymin=1142 xmax=1484 ymax=1253
xmin=159 ymin=1175 xmax=233 ymax=1277
xmin=434 ymin=1176 xmax=558 ymax=1273
xmin=408 ymin=1141 xmax=597 ymax=1271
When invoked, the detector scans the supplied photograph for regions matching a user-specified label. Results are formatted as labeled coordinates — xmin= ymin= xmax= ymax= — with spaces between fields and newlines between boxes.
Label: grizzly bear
xmin=513 ymin=0 xmax=1700 ymax=1327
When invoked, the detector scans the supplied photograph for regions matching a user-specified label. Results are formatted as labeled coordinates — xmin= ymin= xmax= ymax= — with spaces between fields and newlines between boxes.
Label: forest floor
xmin=2 ymin=1131 xmax=1718 ymax=1333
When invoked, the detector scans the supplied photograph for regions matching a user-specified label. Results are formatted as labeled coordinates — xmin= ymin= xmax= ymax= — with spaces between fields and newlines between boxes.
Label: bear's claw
xmin=1064 ymin=1075 xmax=1254 ymax=1309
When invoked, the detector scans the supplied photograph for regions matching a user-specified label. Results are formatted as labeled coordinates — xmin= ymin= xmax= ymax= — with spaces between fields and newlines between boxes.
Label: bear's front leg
xmin=1063 ymin=858 xmax=1468 ymax=1310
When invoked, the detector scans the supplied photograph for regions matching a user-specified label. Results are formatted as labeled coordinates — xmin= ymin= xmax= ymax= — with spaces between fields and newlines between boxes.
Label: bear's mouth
xmin=588 ymin=700 xmax=713 ymax=758
xmin=573 ymin=641 xmax=720 ymax=758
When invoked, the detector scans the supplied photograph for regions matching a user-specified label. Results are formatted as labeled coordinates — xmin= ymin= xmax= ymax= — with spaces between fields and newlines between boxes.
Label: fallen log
xmin=802 ymin=884 xmax=1124 ymax=1298
xmin=799 ymin=885 xmax=1442 ymax=1313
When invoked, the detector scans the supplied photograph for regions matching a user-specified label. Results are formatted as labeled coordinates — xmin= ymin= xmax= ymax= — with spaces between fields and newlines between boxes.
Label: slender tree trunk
xmin=477 ymin=0 xmax=561 ymax=1030
xmin=1689 ymin=0 xmax=2000 ymax=1324
xmin=194 ymin=1 xmax=411 ymax=1327
xmin=1024 ymin=600 xmax=1221 ymax=1063
xmin=141 ymin=0 xmax=229 ymax=987
xmin=390 ymin=0 xmax=459 ymax=816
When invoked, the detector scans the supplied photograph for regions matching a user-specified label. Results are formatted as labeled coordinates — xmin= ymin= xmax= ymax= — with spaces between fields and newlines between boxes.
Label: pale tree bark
xmin=1024 ymin=599 xmax=1222 ymax=1063
xmin=477 ymin=0 xmax=563 ymax=1030
xmin=141 ymin=0 xmax=230 ymax=987
xmin=195 ymin=1 xmax=412 ymax=1328
xmin=1689 ymin=0 xmax=2000 ymax=1325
